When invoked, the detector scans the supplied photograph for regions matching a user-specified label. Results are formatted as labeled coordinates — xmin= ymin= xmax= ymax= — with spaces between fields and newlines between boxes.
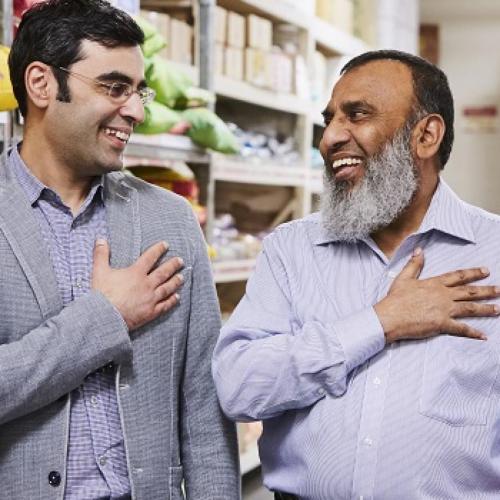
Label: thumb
xmin=395 ymin=247 xmax=424 ymax=282
xmin=93 ymin=238 xmax=110 ymax=275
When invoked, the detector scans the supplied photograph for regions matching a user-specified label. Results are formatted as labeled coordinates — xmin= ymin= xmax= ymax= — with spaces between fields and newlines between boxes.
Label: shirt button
xmin=363 ymin=437 xmax=373 ymax=447
xmin=48 ymin=470 xmax=61 ymax=487
xmin=99 ymin=456 xmax=107 ymax=467
xmin=75 ymin=277 xmax=83 ymax=288
xmin=90 ymin=396 xmax=98 ymax=406
xmin=119 ymin=383 xmax=130 ymax=391
xmin=373 ymin=377 xmax=381 ymax=386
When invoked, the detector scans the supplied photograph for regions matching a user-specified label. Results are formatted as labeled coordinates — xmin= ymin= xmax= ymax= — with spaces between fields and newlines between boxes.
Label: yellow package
xmin=0 ymin=45 xmax=18 ymax=111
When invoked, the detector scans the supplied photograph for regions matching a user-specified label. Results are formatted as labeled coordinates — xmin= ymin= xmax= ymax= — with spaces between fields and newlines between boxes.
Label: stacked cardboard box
xmin=140 ymin=9 xmax=193 ymax=65
xmin=316 ymin=0 xmax=354 ymax=35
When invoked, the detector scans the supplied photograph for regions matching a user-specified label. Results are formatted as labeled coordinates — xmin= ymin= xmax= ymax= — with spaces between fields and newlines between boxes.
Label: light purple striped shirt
xmin=214 ymin=180 xmax=500 ymax=499
xmin=10 ymin=147 xmax=131 ymax=500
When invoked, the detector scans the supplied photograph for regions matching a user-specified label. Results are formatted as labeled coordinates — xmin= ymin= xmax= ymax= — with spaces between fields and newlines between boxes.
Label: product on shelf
xmin=316 ymin=0 xmax=354 ymax=34
xmin=127 ymin=163 xmax=207 ymax=226
xmin=134 ymin=101 xmax=182 ymax=135
xmin=0 ymin=46 xmax=17 ymax=111
xmin=227 ymin=123 xmax=300 ymax=165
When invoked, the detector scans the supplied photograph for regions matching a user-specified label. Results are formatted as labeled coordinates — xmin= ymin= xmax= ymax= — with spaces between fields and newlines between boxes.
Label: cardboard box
xmin=317 ymin=0 xmax=354 ymax=34
xmin=247 ymin=15 xmax=273 ymax=51
xmin=224 ymin=47 xmax=244 ymax=80
xmin=215 ymin=43 xmax=225 ymax=75
xmin=244 ymin=47 xmax=266 ymax=87
xmin=265 ymin=49 xmax=293 ymax=93
xmin=169 ymin=18 xmax=193 ymax=65
xmin=215 ymin=6 xmax=227 ymax=44
xmin=259 ymin=18 xmax=273 ymax=51
xmin=227 ymin=11 xmax=245 ymax=49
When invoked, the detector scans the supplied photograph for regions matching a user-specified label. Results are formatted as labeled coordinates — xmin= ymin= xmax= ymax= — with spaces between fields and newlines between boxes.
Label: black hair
xmin=341 ymin=50 xmax=454 ymax=169
xmin=9 ymin=0 xmax=144 ymax=117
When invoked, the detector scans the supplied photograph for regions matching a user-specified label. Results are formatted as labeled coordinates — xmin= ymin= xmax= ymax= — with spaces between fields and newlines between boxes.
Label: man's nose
xmin=120 ymin=92 xmax=145 ymax=124
xmin=319 ymin=118 xmax=351 ymax=156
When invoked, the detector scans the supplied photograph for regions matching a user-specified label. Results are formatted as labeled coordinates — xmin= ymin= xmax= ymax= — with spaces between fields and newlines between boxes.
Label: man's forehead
xmin=331 ymin=59 xmax=414 ymax=107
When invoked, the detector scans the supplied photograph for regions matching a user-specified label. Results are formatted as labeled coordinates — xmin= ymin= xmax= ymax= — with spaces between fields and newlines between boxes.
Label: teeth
xmin=104 ymin=127 xmax=130 ymax=142
xmin=332 ymin=157 xmax=362 ymax=169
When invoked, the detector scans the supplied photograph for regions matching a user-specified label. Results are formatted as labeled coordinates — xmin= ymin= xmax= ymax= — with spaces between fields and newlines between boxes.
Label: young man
xmin=213 ymin=50 xmax=500 ymax=499
xmin=1 ymin=1 xmax=239 ymax=498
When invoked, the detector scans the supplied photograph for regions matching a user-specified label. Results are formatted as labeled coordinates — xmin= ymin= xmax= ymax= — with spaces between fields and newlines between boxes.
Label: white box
xmin=227 ymin=11 xmax=246 ymax=48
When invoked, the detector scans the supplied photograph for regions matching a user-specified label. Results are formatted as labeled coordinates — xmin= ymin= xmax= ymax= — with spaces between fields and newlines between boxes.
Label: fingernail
xmin=96 ymin=238 xmax=107 ymax=246
xmin=481 ymin=267 xmax=489 ymax=275
xmin=413 ymin=247 xmax=422 ymax=257
xmin=175 ymin=293 xmax=180 ymax=301
xmin=163 ymin=241 xmax=169 ymax=250
xmin=494 ymin=305 xmax=500 ymax=314
xmin=495 ymin=287 xmax=500 ymax=294
xmin=177 ymin=257 xmax=184 ymax=266
xmin=177 ymin=273 xmax=184 ymax=283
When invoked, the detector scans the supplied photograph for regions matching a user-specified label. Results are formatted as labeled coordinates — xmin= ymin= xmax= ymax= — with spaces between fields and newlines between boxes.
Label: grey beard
xmin=320 ymin=123 xmax=420 ymax=242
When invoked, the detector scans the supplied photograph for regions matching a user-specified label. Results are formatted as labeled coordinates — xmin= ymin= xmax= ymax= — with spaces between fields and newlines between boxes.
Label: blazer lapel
xmin=0 ymin=154 xmax=62 ymax=318
xmin=103 ymin=173 xmax=141 ymax=268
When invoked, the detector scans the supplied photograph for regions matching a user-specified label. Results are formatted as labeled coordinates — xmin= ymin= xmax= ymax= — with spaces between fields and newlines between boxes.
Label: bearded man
xmin=212 ymin=50 xmax=500 ymax=500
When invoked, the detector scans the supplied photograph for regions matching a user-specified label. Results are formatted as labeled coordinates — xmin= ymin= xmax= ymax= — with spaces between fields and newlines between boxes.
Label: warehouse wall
xmin=437 ymin=19 xmax=500 ymax=213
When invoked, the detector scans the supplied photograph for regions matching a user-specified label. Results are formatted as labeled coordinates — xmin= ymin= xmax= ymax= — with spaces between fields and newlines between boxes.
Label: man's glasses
xmin=56 ymin=67 xmax=156 ymax=106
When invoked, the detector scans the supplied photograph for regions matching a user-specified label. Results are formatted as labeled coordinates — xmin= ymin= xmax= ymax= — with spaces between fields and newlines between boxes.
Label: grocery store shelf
xmin=125 ymin=133 xmax=209 ymax=164
xmin=215 ymin=74 xmax=310 ymax=115
xmin=217 ymin=0 xmax=309 ymax=29
xmin=313 ymin=16 xmax=370 ymax=57
xmin=240 ymin=443 xmax=261 ymax=475
xmin=212 ymin=258 xmax=257 ymax=283
xmin=212 ymin=155 xmax=307 ymax=187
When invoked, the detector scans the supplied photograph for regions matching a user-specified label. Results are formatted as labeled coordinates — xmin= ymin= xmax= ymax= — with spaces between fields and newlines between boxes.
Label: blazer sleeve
xmin=180 ymin=209 xmax=241 ymax=500
xmin=0 ymin=291 xmax=132 ymax=425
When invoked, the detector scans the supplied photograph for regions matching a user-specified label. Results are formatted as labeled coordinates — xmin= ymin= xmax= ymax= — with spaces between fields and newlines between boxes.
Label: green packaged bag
xmin=182 ymin=108 xmax=239 ymax=154
xmin=135 ymin=101 xmax=181 ymax=135
xmin=134 ymin=16 xmax=167 ymax=58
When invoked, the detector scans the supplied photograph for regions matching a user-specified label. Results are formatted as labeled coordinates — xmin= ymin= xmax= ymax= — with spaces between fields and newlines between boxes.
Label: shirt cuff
xmin=331 ymin=306 xmax=385 ymax=373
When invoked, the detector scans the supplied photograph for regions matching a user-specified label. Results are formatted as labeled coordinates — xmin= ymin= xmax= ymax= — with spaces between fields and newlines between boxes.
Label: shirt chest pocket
xmin=419 ymin=332 xmax=500 ymax=426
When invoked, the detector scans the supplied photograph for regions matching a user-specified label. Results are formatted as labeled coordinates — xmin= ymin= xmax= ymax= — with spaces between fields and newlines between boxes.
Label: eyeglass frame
xmin=54 ymin=66 xmax=156 ymax=106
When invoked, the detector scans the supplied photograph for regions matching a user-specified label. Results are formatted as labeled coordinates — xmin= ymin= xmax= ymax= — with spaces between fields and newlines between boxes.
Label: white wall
xmin=438 ymin=19 xmax=500 ymax=213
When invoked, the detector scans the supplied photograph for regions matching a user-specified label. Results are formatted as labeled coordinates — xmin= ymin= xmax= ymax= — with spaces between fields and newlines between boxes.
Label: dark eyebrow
xmin=95 ymin=71 xmax=147 ymax=89
xmin=341 ymin=100 xmax=376 ymax=114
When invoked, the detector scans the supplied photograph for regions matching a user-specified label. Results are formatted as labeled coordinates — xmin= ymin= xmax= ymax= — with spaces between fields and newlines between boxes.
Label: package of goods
xmin=247 ymin=14 xmax=273 ymax=51
xmin=134 ymin=101 xmax=181 ymax=135
xmin=182 ymin=108 xmax=239 ymax=154
xmin=0 ymin=46 xmax=18 ymax=111
xmin=244 ymin=48 xmax=267 ymax=87
xmin=226 ymin=11 xmax=245 ymax=49
xmin=139 ymin=10 xmax=170 ymax=58
xmin=169 ymin=18 xmax=193 ymax=65
xmin=316 ymin=0 xmax=354 ymax=34
xmin=311 ymin=50 xmax=327 ymax=103
xmin=215 ymin=6 xmax=227 ymax=44
xmin=224 ymin=47 xmax=244 ymax=80
xmin=274 ymin=23 xmax=300 ymax=55
xmin=215 ymin=43 xmax=225 ymax=75
xmin=353 ymin=0 xmax=378 ymax=45
xmin=175 ymin=86 xmax=215 ymax=109
xmin=134 ymin=15 xmax=167 ymax=58
xmin=267 ymin=49 xmax=293 ymax=93
xmin=146 ymin=56 xmax=193 ymax=108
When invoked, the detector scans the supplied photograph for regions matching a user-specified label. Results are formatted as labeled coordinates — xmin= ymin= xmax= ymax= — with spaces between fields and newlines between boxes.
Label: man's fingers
xmin=451 ymin=285 xmax=500 ymax=301
xmin=154 ymin=293 xmax=180 ymax=316
xmin=394 ymin=247 xmax=424 ymax=282
xmin=149 ymin=257 xmax=184 ymax=288
xmin=136 ymin=241 xmax=169 ymax=273
xmin=450 ymin=301 xmax=500 ymax=319
xmin=93 ymin=238 xmax=110 ymax=271
xmin=154 ymin=273 xmax=184 ymax=302
xmin=437 ymin=267 xmax=490 ymax=287
xmin=446 ymin=319 xmax=487 ymax=341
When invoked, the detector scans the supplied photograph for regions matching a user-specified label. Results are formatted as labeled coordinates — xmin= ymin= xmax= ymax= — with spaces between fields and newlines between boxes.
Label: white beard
xmin=320 ymin=123 xmax=420 ymax=242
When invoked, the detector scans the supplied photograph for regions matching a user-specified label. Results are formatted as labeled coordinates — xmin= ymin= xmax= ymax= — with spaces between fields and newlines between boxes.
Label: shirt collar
xmin=314 ymin=179 xmax=476 ymax=246
xmin=8 ymin=142 xmax=104 ymax=207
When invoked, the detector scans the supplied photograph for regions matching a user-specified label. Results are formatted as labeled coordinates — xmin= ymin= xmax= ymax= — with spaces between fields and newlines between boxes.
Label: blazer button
xmin=48 ymin=471 xmax=61 ymax=487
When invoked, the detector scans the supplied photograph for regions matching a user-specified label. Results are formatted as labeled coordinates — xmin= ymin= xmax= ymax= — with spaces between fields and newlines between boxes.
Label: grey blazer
xmin=0 ymin=153 xmax=240 ymax=499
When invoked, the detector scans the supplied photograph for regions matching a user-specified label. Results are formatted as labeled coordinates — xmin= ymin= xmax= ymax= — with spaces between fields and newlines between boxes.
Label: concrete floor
xmin=242 ymin=467 xmax=274 ymax=500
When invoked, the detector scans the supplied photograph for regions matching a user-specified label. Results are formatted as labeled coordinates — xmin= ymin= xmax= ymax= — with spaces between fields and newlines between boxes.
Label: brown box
xmin=227 ymin=11 xmax=245 ymax=49
xmin=215 ymin=6 xmax=227 ymax=44
xmin=224 ymin=46 xmax=244 ymax=80
xmin=244 ymin=47 xmax=266 ymax=87
xmin=215 ymin=43 xmax=225 ymax=75
xmin=169 ymin=18 xmax=192 ymax=65
xmin=247 ymin=15 xmax=273 ymax=51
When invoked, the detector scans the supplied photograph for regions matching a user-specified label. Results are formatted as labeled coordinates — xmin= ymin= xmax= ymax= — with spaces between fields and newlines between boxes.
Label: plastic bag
xmin=0 ymin=46 xmax=18 ymax=111
xmin=135 ymin=101 xmax=181 ymax=134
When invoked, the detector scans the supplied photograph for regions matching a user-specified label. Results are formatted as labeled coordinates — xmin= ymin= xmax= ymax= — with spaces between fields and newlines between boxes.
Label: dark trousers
xmin=274 ymin=492 xmax=299 ymax=500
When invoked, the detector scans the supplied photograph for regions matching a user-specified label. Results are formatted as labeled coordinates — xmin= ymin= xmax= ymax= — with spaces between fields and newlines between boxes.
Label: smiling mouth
xmin=331 ymin=157 xmax=363 ymax=170
xmin=103 ymin=127 xmax=130 ymax=144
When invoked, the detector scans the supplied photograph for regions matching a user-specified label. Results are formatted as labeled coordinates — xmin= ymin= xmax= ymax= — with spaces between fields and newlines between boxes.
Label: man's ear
xmin=413 ymin=114 xmax=445 ymax=161
xmin=24 ymin=62 xmax=52 ymax=110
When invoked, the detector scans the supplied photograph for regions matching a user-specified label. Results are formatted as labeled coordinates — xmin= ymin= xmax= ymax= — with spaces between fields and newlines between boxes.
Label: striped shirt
xmin=214 ymin=180 xmax=500 ymax=500
xmin=10 ymin=147 xmax=131 ymax=500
